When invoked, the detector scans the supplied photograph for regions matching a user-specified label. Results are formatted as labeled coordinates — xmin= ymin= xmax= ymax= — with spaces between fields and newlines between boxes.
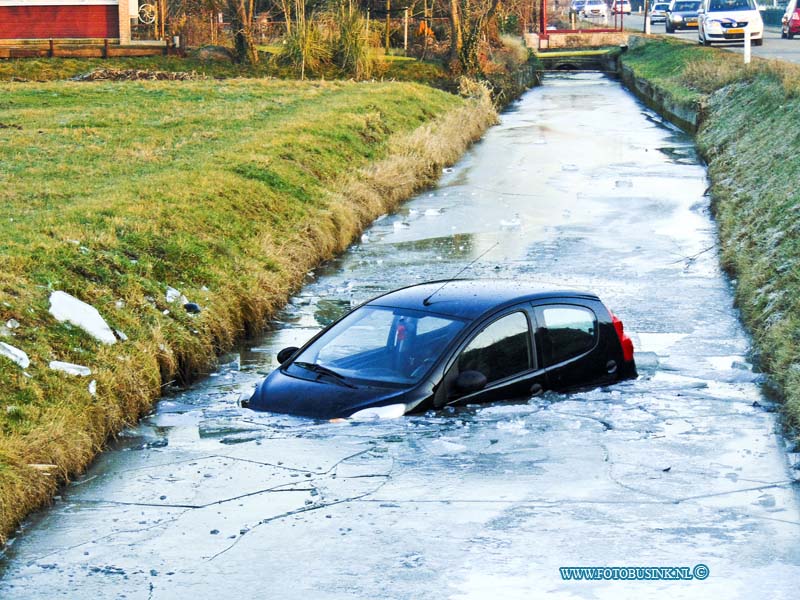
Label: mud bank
xmin=620 ymin=37 xmax=800 ymax=439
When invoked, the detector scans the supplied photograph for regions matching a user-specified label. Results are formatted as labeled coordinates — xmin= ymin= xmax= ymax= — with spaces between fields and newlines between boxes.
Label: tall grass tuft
xmin=277 ymin=0 xmax=332 ymax=79
xmin=330 ymin=0 xmax=375 ymax=79
xmin=678 ymin=58 xmax=757 ymax=94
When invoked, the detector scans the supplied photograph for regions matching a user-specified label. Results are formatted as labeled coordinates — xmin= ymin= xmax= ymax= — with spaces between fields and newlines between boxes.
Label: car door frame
xmin=435 ymin=303 xmax=548 ymax=408
xmin=529 ymin=298 xmax=618 ymax=392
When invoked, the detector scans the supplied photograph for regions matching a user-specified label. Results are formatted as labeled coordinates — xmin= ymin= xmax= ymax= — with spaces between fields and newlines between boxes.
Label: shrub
xmin=278 ymin=17 xmax=332 ymax=78
xmin=331 ymin=0 xmax=376 ymax=80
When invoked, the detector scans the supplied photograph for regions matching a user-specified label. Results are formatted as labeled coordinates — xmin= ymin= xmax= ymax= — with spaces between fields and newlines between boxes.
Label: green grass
xmin=620 ymin=37 xmax=710 ymax=103
xmin=622 ymin=37 xmax=800 ymax=437
xmin=0 ymin=77 xmax=496 ymax=540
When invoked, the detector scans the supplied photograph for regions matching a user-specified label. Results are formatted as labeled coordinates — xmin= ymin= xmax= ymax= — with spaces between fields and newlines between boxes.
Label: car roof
xmin=366 ymin=279 xmax=599 ymax=320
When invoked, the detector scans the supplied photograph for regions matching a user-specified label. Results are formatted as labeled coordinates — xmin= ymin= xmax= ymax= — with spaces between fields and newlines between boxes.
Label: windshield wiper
xmin=293 ymin=362 xmax=357 ymax=388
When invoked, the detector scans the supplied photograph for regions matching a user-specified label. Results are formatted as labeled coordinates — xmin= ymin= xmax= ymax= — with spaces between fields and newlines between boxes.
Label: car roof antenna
xmin=422 ymin=242 xmax=499 ymax=306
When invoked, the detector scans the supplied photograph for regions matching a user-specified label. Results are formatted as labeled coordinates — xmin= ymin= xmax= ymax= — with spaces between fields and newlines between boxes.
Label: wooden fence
xmin=0 ymin=38 xmax=170 ymax=59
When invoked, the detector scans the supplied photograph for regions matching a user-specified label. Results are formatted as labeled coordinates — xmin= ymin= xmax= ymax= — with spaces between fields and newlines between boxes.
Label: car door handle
xmin=530 ymin=383 xmax=544 ymax=396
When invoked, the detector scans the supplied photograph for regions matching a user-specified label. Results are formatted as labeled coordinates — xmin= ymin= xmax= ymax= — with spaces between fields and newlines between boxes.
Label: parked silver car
xmin=650 ymin=2 xmax=671 ymax=23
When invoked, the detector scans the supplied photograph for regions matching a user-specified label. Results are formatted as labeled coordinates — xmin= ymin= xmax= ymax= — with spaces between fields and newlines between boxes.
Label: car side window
xmin=457 ymin=312 xmax=531 ymax=384
xmin=537 ymin=305 xmax=597 ymax=366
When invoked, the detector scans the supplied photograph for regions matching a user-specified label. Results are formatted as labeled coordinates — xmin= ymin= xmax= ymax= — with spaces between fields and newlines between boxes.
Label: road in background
xmin=625 ymin=13 xmax=800 ymax=63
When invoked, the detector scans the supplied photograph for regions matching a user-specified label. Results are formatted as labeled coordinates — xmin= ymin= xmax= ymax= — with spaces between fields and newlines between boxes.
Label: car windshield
xmin=709 ymin=0 xmax=755 ymax=10
xmin=288 ymin=305 xmax=466 ymax=386
xmin=672 ymin=1 xmax=699 ymax=9
xmin=654 ymin=3 xmax=670 ymax=9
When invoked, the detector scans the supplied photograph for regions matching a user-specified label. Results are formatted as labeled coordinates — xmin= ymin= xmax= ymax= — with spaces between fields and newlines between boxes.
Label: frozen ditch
xmin=2 ymin=73 xmax=799 ymax=599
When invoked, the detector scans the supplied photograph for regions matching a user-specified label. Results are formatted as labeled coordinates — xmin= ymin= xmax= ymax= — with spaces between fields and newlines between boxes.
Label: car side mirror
xmin=277 ymin=346 xmax=299 ymax=364
xmin=455 ymin=370 xmax=488 ymax=394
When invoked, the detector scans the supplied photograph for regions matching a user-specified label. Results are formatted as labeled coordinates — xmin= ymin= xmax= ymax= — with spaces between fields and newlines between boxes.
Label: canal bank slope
xmin=620 ymin=37 xmax=800 ymax=438
xmin=0 ymin=78 xmax=498 ymax=542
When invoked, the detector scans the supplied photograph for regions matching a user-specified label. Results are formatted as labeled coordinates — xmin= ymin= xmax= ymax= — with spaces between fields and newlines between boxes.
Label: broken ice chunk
xmin=49 ymin=291 xmax=116 ymax=345
xmin=165 ymin=287 xmax=190 ymax=306
xmin=0 ymin=342 xmax=30 ymax=369
xmin=49 ymin=361 xmax=92 ymax=377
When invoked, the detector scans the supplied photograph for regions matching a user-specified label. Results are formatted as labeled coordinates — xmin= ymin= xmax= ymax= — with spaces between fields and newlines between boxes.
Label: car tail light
xmin=611 ymin=313 xmax=635 ymax=363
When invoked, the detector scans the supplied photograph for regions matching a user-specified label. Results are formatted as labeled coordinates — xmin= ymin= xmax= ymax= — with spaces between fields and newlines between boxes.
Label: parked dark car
xmin=665 ymin=0 xmax=701 ymax=31
xmin=244 ymin=280 xmax=637 ymax=420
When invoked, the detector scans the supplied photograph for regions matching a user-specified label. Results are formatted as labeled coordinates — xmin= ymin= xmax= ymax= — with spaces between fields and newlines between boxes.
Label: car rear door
xmin=532 ymin=300 xmax=617 ymax=391
xmin=439 ymin=306 xmax=548 ymax=407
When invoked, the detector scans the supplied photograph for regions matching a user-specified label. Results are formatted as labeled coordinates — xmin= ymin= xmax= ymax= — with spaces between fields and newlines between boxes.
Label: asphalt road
xmin=625 ymin=13 xmax=800 ymax=62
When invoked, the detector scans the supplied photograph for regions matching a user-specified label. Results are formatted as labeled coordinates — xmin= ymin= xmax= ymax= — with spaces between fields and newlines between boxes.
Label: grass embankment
xmin=0 ymin=78 xmax=496 ymax=541
xmin=622 ymin=38 xmax=800 ymax=435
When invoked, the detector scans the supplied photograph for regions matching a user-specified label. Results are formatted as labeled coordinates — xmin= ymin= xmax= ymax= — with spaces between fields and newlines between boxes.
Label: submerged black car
xmin=245 ymin=280 xmax=637 ymax=419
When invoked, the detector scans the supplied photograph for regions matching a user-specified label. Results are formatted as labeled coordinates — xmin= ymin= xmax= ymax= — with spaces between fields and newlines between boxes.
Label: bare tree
xmin=229 ymin=0 xmax=259 ymax=63
xmin=448 ymin=0 xmax=501 ymax=74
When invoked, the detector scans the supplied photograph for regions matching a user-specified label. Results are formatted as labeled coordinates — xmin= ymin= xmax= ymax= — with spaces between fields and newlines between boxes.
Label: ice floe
xmin=49 ymin=291 xmax=117 ymax=345
xmin=0 ymin=342 xmax=30 ymax=369
xmin=49 ymin=361 xmax=92 ymax=377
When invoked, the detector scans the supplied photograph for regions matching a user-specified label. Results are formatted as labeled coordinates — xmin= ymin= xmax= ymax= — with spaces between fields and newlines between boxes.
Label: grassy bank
xmin=0 ymin=77 xmax=497 ymax=541
xmin=622 ymin=38 xmax=800 ymax=436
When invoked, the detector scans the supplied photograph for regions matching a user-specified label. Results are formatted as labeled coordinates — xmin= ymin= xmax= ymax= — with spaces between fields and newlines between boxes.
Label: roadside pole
xmin=404 ymin=7 xmax=409 ymax=54
xmin=744 ymin=25 xmax=751 ymax=63
xmin=644 ymin=0 xmax=652 ymax=33
xmin=385 ymin=0 xmax=391 ymax=54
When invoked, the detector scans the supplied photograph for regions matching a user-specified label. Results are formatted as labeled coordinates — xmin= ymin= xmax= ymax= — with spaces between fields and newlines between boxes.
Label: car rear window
xmin=537 ymin=305 xmax=597 ymax=365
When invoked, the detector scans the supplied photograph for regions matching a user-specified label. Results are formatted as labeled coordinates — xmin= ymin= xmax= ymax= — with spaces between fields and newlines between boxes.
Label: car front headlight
xmin=350 ymin=403 xmax=407 ymax=420
xmin=671 ymin=14 xmax=683 ymax=21
xmin=705 ymin=19 xmax=723 ymax=32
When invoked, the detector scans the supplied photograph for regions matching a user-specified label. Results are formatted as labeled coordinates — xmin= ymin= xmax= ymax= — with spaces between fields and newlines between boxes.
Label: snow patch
xmin=0 ymin=342 xmax=30 ymax=369
xmin=430 ymin=438 xmax=468 ymax=454
xmin=49 ymin=291 xmax=117 ymax=345
xmin=166 ymin=286 xmax=188 ymax=304
xmin=49 ymin=361 xmax=92 ymax=377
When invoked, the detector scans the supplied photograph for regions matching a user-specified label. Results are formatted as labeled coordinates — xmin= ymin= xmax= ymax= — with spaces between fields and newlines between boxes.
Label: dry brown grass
xmin=679 ymin=56 xmax=757 ymax=93
xmin=679 ymin=55 xmax=800 ymax=97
